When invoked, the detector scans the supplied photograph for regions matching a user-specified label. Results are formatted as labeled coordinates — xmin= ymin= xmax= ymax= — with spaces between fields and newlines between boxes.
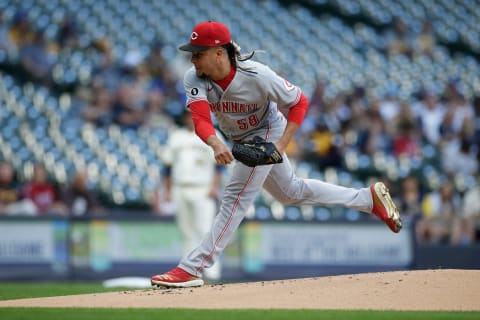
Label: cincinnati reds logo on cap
xmin=191 ymin=32 xmax=198 ymax=40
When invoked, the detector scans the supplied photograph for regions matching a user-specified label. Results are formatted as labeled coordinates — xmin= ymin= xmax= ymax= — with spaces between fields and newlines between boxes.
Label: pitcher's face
xmin=190 ymin=47 xmax=224 ymax=79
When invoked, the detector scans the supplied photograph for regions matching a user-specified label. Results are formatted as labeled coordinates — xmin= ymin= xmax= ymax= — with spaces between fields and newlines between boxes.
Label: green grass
xmin=0 ymin=309 xmax=478 ymax=320
xmin=0 ymin=283 xmax=478 ymax=320
xmin=0 ymin=282 xmax=130 ymax=301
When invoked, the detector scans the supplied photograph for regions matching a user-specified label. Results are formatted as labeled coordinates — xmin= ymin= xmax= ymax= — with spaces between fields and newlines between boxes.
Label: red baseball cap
xmin=179 ymin=21 xmax=231 ymax=52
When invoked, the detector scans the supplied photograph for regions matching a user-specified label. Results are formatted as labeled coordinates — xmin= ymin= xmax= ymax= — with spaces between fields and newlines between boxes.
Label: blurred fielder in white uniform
xmin=161 ymin=112 xmax=224 ymax=282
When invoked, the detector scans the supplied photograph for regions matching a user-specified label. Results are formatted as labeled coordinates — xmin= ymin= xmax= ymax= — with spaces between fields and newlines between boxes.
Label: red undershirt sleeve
xmin=189 ymin=100 xmax=216 ymax=143
xmin=286 ymin=93 xmax=309 ymax=125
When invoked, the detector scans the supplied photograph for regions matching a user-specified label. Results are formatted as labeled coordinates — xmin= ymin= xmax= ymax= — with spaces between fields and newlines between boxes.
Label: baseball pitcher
xmin=151 ymin=21 xmax=402 ymax=288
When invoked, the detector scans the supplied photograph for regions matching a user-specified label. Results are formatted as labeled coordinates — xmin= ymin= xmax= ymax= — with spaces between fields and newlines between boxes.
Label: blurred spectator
xmin=451 ymin=217 xmax=476 ymax=246
xmin=0 ymin=11 xmax=16 ymax=60
xmin=384 ymin=17 xmax=414 ymax=57
xmin=305 ymin=120 xmax=343 ymax=169
xmin=112 ymin=82 xmax=146 ymax=130
xmin=377 ymin=86 xmax=400 ymax=123
xmin=413 ymin=20 xmax=436 ymax=57
xmin=121 ymin=49 xmax=147 ymax=81
xmin=392 ymin=123 xmax=422 ymax=159
xmin=304 ymin=93 xmax=351 ymax=166
xmin=416 ymin=179 xmax=461 ymax=244
xmin=145 ymin=40 xmax=168 ymax=80
xmin=347 ymin=86 xmax=369 ymax=123
xmin=451 ymin=182 xmax=480 ymax=245
xmin=18 ymin=29 xmax=56 ymax=85
xmin=442 ymin=91 xmax=474 ymax=137
xmin=310 ymin=79 xmax=327 ymax=108
xmin=90 ymin=39 xmax=122 ymax=92
xmin=8 ymin=11 xmax=33 ymax=51
xmin=439 ymin=107 xmax=460 ymax=143
xmin=142 ymin=88 xmax=176 ymax=131
xmin=473 ymin=96 xmax=480 ymax=143
xmin=339 ymin=88 xmax=369 ymax=151
xmin=122 ymin=49 xmax=153 ymax=101
xmin=21 ymin=163 xmax=67 ymax=215
xmin=414 ymin=89 xmax=446 ymax=146
xmin=0 ymin=161 xmax=18 ymax=213
xmin=357 ymin=110 xmax=392 ymax=156
xmin=57 ymin=15 xmax=79 ymax=50
xmin=328 ymin=93 xmax=352 ymax=132
xmin=171 ymin=50 xmax=192 ymax=81
xmin=0 ymin=161 xmax=36 ymax=215
xmin=442 ymin=135 xmax=478 ymax=177
xmin=81 ymin=85 xmax=114 ymax=127
xmin=161 ymin=67 xmax=188 ymax=121
xmin=442 ymin=79 xmax=463 ymax=105
xmin=398 ymin=175 xmax=423 ymax=223
xmin=441 ymin=96 xmax=478 ymax=176
xmin=60 ymin=170 xmax=105 ymax=216
xmin=284 ymin=136 xmax=304 ymax=166
xmin=302 ymin=80 xmax=327 ymax=134
xmin=392 ymin=100 xmax=422 ymax=158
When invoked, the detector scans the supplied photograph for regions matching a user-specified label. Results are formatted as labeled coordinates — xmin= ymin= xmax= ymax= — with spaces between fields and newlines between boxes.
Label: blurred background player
xmin=156 ymin=111 xmax=225 ymax=282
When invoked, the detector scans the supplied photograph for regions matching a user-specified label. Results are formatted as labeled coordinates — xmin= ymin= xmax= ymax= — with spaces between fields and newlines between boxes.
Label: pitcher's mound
xmin=1 ymin=269 xmax=479 ymax=310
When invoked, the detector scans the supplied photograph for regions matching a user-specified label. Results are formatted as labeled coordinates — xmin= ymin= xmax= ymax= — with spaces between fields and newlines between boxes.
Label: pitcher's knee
xmin=275 ymin=187 xmax=307 ymax=205
xmin=268 ymin=178 xmax=312 ymax=205
xmin=276 ymin=196 xmax=297 ymax=205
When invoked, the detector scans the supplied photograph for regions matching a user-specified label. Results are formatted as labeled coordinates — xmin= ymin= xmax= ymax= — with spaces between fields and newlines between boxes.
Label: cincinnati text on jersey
xmin=209 ymin=101 xmax=259 ymax=113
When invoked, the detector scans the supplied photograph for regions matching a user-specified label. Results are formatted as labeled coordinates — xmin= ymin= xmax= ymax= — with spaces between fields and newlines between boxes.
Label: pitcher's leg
xmin=203 ymin=257 xmax=222 ymax=281
xmin=263 ymin=155 xmax=372 ymax=212
xmin=193 ymin=187 xmax=221 ymax=281
xmin=179 ymin=163 xmax=272 ymax=277
xmin=263 ymin=156 xmax=401 ymax=232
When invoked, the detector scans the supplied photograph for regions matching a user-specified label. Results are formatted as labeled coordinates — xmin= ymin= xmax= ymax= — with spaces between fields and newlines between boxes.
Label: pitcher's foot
xmin=370 ymin=182 xmax=402 ymax=233
xmin=151 ymin=267 xmax=204 ymax=288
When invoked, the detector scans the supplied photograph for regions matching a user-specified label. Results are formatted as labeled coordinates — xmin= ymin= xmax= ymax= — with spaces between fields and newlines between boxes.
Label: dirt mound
xmin=1 ymin=269 xmax=479 ymax=310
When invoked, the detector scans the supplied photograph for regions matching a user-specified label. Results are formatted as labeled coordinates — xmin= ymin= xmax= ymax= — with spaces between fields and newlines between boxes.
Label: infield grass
xmin=0 ymin=308 xmax=479 ymax=320
xmin=0 ymin=282 xmax=124 ymax=301
xmin=0 ymin=282 xmax=478 ymax=320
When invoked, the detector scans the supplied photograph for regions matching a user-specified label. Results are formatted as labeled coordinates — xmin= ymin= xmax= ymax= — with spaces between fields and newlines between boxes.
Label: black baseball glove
xmin=232 ymin=136 xmax=283 ymax=167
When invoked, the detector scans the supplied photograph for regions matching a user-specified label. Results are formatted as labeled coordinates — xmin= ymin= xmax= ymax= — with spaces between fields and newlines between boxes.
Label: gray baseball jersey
xmin=178 ymin=59 xmax=374 ymax=277
xmin=184 ymin=59 xmax=300 ymax=141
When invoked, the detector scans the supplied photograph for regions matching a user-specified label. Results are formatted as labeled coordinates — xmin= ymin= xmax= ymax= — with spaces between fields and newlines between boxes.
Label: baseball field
xmin=0 ymin=269 xmax=479 ymax=319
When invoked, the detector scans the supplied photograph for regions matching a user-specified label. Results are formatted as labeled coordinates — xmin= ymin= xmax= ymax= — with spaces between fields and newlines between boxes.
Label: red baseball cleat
xmin=370 ymin=182 xmax=402 ymax=233
xmin=151 ymin=267 xmax=204 ymax=288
